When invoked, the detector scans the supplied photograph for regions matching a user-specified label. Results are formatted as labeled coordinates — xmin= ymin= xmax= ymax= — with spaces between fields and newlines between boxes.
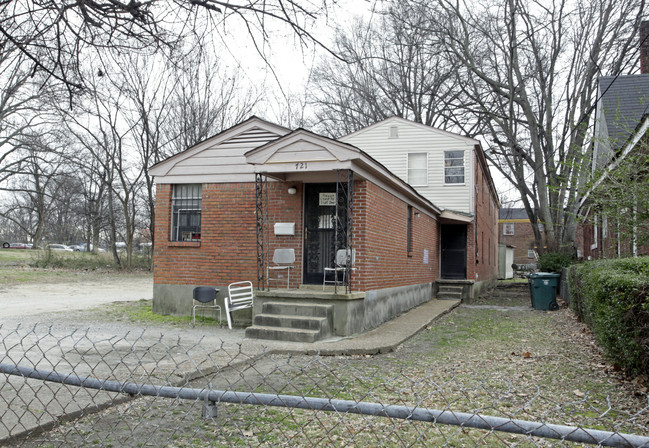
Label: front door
xmin=441 ymin=224 xmax=467 ymax=279
xmin=303 ymin=184 xmax=347 ymax=284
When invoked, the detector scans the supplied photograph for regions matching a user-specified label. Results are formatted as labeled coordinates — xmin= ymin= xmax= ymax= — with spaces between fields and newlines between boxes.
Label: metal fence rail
xmin=2 ymin=326 xmax=649 ymax=447
xmin=2 ymin=362 xmax=649 ymax=447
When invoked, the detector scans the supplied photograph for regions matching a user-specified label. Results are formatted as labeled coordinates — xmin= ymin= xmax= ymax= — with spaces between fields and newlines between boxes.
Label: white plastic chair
xmin=191 ymin=286 xmax=221 ymax=326
xmin=323 ymin=248 xmax=355 ymax=290
xmin=225 ymin=281 xmax=254 ymax=329
xmin=267 ymin=248 xmax=295 ymax=288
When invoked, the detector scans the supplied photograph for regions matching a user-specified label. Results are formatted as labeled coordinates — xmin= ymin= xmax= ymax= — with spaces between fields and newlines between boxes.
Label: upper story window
xmin=444 ymin=150 xmax=465 ymax=184
xmin=171 ymin=184 xmax=202 ymax=242
xmin=503 ymin=223 xmax=514 ymax=235
xmin=407 ymin=153 xmax=428 ymax=186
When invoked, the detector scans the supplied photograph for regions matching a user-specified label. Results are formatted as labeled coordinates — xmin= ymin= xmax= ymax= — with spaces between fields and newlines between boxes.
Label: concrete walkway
xmin=242 ymin=298 xmax=460 ymax=356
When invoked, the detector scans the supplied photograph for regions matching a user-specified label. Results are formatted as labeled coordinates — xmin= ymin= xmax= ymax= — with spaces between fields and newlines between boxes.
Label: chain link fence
xmin=1 ymin=325 xmax=649 ymax=447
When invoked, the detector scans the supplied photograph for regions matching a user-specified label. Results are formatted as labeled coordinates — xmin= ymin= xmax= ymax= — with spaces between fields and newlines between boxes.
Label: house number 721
xmin=295 ymin=162 xmax=307 ymax=170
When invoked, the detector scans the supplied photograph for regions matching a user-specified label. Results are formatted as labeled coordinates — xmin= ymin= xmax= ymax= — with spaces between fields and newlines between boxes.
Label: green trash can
xmin=528 ymin=272 xmax=560 ymax=311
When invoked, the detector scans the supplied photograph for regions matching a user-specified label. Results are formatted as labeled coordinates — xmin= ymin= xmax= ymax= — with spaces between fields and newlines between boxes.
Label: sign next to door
xmin=319 ymin=193 xmax=336 ymax=206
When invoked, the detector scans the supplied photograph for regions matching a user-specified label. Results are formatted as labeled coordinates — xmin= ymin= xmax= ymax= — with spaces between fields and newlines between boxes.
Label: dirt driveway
xmin=0 ymin=276 xmax=153 ymax=319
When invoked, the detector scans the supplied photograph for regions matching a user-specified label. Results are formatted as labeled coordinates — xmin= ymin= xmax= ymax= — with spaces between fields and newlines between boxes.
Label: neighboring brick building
xmin=578 ymin=21 xmax=649 ymax=260
xmin=498 ymin=208 xmax=541 ymax=264
xmin=150 ymin=117 xmax=499 ymax=340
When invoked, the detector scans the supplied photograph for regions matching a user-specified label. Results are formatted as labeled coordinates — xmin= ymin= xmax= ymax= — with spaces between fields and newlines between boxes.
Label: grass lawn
xmin=0 ymin=249 xmax=151 ymax=286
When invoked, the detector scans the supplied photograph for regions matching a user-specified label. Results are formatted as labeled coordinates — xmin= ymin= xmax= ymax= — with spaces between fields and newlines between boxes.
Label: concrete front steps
xmin=245 ymin=301 xmax=334 ymax=342
xmin=436 ymin=283 xmax=464 ymax=300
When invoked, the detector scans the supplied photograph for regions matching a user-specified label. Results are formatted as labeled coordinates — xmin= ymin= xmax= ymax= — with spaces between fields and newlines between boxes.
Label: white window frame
xmin=407 ymin=152 xmax=428 ymax=186
xmin=503 ymin=223 xmax=514 ymax=236
xmin=444 ymin=150 xmax=465 ymax=184
xmin=171 ymin=184 xmax=202 ymax=242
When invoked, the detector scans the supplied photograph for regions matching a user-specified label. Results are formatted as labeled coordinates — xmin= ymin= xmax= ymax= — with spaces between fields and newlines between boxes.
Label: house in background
xmin=150 ymin=116 xmax=499 ymax=342
xmin=498 ymin=208 xmax=542 ymax=264
xmin=578 ymin=21 xmax=649 ymax=260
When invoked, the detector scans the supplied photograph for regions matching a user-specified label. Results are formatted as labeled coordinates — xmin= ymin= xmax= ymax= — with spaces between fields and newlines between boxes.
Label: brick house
xmin=578 ymin=21 xmax=649 ymax=260
xmin=498 ymin=208 xmax=542 ymax=264
xmin=150 ymin=116 xmax=499 ymax=341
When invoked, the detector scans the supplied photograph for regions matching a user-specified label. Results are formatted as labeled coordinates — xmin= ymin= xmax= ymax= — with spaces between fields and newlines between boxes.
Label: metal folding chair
xmin=191 ymin=286 xmax=221 ymax=326
xmin=267 ymin=248 xmax=295 ymax=288
xmin=225 ymin=281 xmax=254 ymax=329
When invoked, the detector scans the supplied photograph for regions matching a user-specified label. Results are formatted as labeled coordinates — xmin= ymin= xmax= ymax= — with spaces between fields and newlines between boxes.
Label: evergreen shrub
xmin=568 ymin=257 xmax=649 ymax=375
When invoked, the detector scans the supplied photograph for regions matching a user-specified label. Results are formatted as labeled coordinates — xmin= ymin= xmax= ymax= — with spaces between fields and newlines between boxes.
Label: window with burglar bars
xmin=444 ymin=150 xmax=465 ymax=184
xmin=171 ymin=184 xmax=202 ymax=242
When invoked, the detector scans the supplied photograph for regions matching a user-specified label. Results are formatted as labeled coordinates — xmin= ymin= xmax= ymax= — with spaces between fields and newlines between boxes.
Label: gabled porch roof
xmin=245 ymin=128 xmax=444 ymax=218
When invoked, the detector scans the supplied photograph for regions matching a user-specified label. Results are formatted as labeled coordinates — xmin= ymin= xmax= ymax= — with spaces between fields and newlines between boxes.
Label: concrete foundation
xmin=153 ymin=283 xmax=252 ymax=326
xmin=254 ymin=282 xmax=433 ymax=337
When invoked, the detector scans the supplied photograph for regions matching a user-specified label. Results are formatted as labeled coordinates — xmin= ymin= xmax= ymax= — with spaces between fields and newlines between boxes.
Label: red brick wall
xmin=352 ymin=181 xmax=439 ymax=291
xmin=154 ymin=183 xmax=259 ymax=287
xmin=154 ymin=179 xmax=440 ymax=292
xmin=498 ymin=221 xmax=539 ymax=264
xmin=473 ymin=153 xmax=499 ymax=281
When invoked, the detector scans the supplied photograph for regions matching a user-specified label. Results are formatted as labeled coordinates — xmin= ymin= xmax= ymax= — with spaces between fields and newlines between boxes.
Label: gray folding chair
xmin=267 ymin=248 xmax=295 ymax=288
xmin=191 ymin=286 xmax=221 ymax=326
xmin=323 ymin=248 xmax=355 ymax=289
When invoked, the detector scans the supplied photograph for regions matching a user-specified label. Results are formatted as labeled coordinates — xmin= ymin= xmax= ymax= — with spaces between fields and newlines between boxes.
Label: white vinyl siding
xmin=341 ymin=119 xmax=474 ymax=213
xmin=152 ymin=124 xmax=289 ymax=183
xmin=407 ymin=153 xmax=428 ymax=186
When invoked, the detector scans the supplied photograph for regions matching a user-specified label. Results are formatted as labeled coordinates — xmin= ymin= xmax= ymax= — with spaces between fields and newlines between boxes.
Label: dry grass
xmin=14 ymin=290 xmax=649 ymax=447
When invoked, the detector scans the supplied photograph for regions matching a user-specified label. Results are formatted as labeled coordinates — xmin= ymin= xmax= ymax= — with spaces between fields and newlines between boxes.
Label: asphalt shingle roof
xmin=598 ymin=74 xmax=649 ymax=151
xmin=498 ymin=208 xmax=529 ymax=220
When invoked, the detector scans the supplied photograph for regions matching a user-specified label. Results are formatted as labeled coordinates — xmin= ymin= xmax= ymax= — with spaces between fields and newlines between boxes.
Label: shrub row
xmin=568 ymin=257 xmax=649 ymax=376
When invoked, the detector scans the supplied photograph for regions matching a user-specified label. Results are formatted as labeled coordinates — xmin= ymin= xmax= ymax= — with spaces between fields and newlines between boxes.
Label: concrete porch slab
xmin=241 ymin=298 xmax=460 ymax=356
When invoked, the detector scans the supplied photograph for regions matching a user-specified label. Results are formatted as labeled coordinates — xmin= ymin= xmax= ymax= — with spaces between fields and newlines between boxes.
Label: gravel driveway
xmin=0 ymin=276 xmax=153 ymax=320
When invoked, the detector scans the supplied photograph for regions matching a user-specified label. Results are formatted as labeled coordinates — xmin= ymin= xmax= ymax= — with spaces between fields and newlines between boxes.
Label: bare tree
xmin=0 ymin=0 xmax=336 ymax=93
xmin=429 ymin=0 xmax=642 ymax=253
xmin=0 ymin=133 xmax=72 ymax=247
xmin=118 ymin=44 xmax=260 ymax=248
xmin=0 ymin=45 xmax=41 ymax=185
xmin=311 ymin=2 xmax=471 ymax=137
xmin=62 ymin=72 xmax=144 ymax=268
xmin=162 ymin=46 xmax=261 ymax=156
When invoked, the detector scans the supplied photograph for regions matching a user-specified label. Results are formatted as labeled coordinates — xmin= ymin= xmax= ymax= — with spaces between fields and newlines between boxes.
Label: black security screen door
xmin=303 ymin=183 xmax=347 ymax=284
xmin=441 ymin=224 xmax=467 ymax=279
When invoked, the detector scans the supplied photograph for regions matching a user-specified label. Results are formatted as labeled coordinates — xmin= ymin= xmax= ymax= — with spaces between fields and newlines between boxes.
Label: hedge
xmin=568 ymin=257 xmax=649 ymax=376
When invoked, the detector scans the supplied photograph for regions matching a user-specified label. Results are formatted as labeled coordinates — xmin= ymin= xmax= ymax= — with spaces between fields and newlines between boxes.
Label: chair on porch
xmin=323 ymin=248 xmax=355 ymax=290
xmin=225 ymin=281 xmax=254 ymax=330
xmin=191 ymin=286 xmax=221 ymax=326
xmin=267 ymin=248 xmax=295 ymax=288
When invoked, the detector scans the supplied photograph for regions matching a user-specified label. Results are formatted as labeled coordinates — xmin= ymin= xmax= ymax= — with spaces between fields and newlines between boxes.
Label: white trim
xmin=579 ymin=116 xmax=649 ymax=209
xmin=444 ymin=150 xmax=466 ymax=185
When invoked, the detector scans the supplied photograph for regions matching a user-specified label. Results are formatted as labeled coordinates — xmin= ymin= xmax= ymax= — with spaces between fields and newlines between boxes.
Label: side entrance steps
xmin=436 ymin=283 xmax=465 ymax=300
xmin=245 ymin=302 xmax=334 ymax=343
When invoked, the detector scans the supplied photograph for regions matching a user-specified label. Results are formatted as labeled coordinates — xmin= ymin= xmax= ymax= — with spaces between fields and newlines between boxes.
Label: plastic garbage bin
xmin=528 ymin=272 xmax=560 ymax=311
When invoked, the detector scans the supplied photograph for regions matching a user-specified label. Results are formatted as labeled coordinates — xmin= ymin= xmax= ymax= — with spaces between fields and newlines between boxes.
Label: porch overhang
xmin=245 ymin=128 xmax=444 ymax=219
xmin=440 ymin=210 xmax=474 ymax=224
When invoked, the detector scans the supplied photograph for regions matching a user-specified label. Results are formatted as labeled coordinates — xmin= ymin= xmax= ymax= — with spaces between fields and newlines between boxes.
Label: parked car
xmin=47 ymin=244 xmax=73 ymax=252
xmin=76 ymin=243 xmax=106 ymax=253
xmin=68 ymin=244 xmax=84 ymax=252
xmin=9 ymin=242 xmax=29 ymax=249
